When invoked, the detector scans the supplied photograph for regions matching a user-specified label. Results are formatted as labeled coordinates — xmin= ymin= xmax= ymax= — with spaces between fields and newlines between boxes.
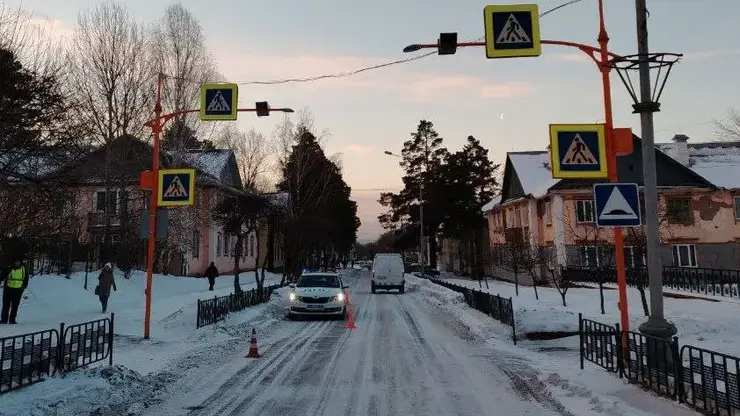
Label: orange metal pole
xmin=144 ymin=73 xmax=164 ymax=339
xmin=596 ymin=0 xmax=630 ymax=335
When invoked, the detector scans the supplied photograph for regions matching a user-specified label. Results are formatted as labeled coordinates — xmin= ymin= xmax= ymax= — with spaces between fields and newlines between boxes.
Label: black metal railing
xmin=579 ymin=314 xmax=740 ymax=415
xmin=428 ymin=279 xmax=516 ymax=344
xmin=197 ymin=283 xmax=284 ymax=328
xmin=564 ymin=266 xmax=740 ymax=298
xmin=0 ymin=314 xmax=114 ymax=395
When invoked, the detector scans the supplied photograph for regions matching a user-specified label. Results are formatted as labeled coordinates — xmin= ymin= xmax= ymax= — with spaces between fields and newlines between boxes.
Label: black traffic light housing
xmin=438 ymin=32 xmax=458 ymax=55
xmin=255 ymin=101 xmax=270 ymax=117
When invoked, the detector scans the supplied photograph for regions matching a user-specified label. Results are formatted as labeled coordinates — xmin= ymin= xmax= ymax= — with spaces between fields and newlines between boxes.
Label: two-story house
xmin=46 ymin=135 xmax=261 ymax=276
xmin=483 ymin=133 xmax=740 ymax=276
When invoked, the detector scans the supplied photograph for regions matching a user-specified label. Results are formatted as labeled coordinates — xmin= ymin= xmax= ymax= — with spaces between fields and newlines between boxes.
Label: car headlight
xmin=289 ymin=292 xmax=297 ymax=301
xmin=336 ymin=293 xmax=345 ymax=302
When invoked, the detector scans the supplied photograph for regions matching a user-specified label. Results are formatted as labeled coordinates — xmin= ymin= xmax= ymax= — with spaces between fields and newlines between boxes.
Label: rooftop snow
xmin=658 ymin=141 xmax=740 ymax=189
xmin=180 ymin=150 xmax=233 ymax=182
xmin=482 ymin=196 xmax=501 ymax=212
xmin=508 ymin=152 xmax=560 ymax=198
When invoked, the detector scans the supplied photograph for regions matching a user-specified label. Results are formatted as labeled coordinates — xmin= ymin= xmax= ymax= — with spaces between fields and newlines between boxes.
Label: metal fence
xmin=0 ymin=314 xmax=114 ymax=394
xmin=197 ymin=283 xmax=284 ymax=328
xmin=579 ymin=314 xmax=740 ymax=415
xmin=428 ymin=279 xmax=516 ymax=344
xmin=564 ymin=266 xmax=740 ymax=299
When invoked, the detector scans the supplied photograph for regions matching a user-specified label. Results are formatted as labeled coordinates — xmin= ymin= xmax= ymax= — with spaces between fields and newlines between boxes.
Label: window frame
xmin=544 ymin=201 xmax=552 ymax=226
xmin=734 ymin=196 xmax=740 ymax=220
xmin=575 ymin=200 xmax=595 ymax=223
xmin=672 ymin=244 xmax=697 ymax=267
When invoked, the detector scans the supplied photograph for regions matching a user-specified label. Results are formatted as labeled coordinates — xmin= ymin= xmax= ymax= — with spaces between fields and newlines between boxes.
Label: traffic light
xmin=255 ymin=101 xmax=270 ymax=117
xmin=438 ymin=32 xmax=458 ymax=55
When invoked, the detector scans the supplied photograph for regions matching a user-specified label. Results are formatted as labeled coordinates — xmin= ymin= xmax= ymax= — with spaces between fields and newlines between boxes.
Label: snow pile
xmin=444 ymin=276 xmax=740 ymax=356
xmin=405 ymin=274 xmax=465 ymax=306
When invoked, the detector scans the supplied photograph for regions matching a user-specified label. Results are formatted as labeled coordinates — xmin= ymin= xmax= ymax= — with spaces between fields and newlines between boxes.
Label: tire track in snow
xmin=188 ymin=320 xmax=330 ymax=416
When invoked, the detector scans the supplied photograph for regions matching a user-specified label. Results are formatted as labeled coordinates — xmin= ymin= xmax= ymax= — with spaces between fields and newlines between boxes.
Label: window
xmin=672 ymin=244 xmax=697 ymax=267
xmin=249 ymin=235 xmax=255 ymax=257
xmin=575 ymin=200 xmax=595 ymax=223
xmin=580 ymin=246 xmax=602 ymax=268
xmin=224 ymin=234 xmax=230 ymax=257
xmin=242 ymin=238 xmax=247 ymax=257
xmin=192 ymin=231 xmax=200 ymax=259
xmin=623 ymin=246 xmax=646 ymax=269
xmin=734 ymin=196 xmax=740 ymax=220
xmin=520 ymin=207 xmax=529 ymax=226
xmin=94 ymin=190 xmax=121 ymax=213
xmin=55 ymin=197 xmax=72 ymax=217
xmin=216 ymin=232 xmax=222 ymax=257
xmin=666 ymin=197 xmax=692 ymax=224
xmin=545 ymin=202 xmax=552 ymax=225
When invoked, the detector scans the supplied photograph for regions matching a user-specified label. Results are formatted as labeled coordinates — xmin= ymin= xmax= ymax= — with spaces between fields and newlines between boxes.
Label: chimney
xmin=662 ymin=134 xmax=690 ymax=166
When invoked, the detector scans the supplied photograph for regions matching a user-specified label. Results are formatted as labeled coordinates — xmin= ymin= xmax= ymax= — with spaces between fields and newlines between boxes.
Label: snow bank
xmin=444 ymin=276 xmax=740 ymax=356
xmin=411 ymin=275 xmax=699 ymax=416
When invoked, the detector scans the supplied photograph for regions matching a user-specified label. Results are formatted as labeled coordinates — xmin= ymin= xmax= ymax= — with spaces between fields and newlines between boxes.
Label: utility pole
xmin=635 ymin=0 xmax=677 ymax=339
xmin=419 ymin=138 xmax=428 ymax=278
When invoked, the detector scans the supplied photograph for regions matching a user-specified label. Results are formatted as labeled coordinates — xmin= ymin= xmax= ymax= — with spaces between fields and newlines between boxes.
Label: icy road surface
xmin=145 ymin=271 xmax=568 ymax=416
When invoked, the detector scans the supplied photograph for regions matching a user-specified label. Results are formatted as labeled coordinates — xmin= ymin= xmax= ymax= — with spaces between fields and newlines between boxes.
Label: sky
xmin=7 ymin=0 xmax=740 ymax=242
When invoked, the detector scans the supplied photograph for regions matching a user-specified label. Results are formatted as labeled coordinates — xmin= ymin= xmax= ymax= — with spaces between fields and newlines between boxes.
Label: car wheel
xmin=399 ymin=285 xmax=405 ymax=294
xmin=342 ymin=307 xmax=347 ymax=320
xmin=287 ymin=313 xmax=295 ymax=321
xmin=371 ymin=283 xmax=376 ymax=294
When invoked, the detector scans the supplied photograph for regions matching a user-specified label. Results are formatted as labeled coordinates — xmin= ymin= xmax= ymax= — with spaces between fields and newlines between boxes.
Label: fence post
xmin=56 ymin=321 xmax=65 ymax=374
xmin=497 ymin=295 xmax=503 ymax=322
xmin=196 ymin=299 xmax=201 ymax=328
xmin=672 ymin=336 xmax=684 ymax=402
xmin=510 ymin=297 xmax=516 ymax=346
xmin=578 ymin=313 xmax=584 ymax=370
xmin=615 ymin=322 xmax=623 ymax=378
xmin=108 ymin=313 xmax=115 ymax=366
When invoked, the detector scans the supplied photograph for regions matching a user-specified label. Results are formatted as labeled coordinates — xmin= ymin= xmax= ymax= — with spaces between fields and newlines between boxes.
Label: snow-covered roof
xmin=180 ymin=150 xmax=233 ymax=182
xmin=481 ymin=196 xmax=501 ymax=212
xmin=657 ymin=141 xmax=740 ymax=189
xmin=508 ymin=152 xmax=560 ymax=198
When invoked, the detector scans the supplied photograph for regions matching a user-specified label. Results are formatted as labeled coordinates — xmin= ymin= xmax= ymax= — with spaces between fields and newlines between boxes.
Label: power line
xmin=168 ymin=0 xmax=587 ymax=87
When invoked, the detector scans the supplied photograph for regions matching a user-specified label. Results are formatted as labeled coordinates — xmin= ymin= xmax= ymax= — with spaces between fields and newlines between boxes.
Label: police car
xmin=285 ymin=271 xmax=349 ymax=320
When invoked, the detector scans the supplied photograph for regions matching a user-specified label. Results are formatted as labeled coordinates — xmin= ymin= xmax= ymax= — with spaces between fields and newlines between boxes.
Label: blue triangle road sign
xmin=594 ymin=183 xmax=642 ymax=227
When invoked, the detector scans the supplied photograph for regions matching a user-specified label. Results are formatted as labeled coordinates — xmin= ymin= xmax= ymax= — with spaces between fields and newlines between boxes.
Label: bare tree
xmin=217 ymin=126 xmax=274 ymax=191
xmin=66 ymin=0 xmax=153 ymax=257
xmin=0 ymin=4 xmax=66 ymax=78
xmin=151 ymin=2 xmax=217 ymax=150
xmin=714 ymin=108 xmax=740 ymax=141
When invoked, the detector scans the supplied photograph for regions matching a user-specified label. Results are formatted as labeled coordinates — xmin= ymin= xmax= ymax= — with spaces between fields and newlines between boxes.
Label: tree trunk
xmin=638 ymin=286 xmax=649 ymax=316
xmin=599 ymin=281 xmax=606 ymax=314
xmin=233 ymin=235 xmax=242 ymax=293
xmin=513 ymin=271 xmax=520 ymax=296
xmin=254 ymin=231 xmax=263 ymax=290
xmin=429 ymin=233 xmax=438 ymax=269
xmin=560 ymin=290 xmax=567 ymax=307
xmin=532 ymin=279 xmax=539 ymax=300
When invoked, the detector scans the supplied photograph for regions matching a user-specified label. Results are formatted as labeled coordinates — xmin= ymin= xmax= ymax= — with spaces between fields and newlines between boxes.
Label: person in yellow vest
xmin=1 ymin=259 xmax=29 ymax=324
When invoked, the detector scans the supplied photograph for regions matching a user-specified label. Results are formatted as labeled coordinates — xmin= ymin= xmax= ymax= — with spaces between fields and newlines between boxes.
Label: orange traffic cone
xmin=346 ymin=308 xmax=357 ymax=329
xmin=246 ymin=328 xmax=261 ymax=358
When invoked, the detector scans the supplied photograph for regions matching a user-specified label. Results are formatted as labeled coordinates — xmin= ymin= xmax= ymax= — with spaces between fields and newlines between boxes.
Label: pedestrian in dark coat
xmin=205 ymin=262 xmax=219 ymax=291
xmin=1 ymin=260 xmax=28 ymax=324
xmin=97 ymin=263 xmax=117 ymax=313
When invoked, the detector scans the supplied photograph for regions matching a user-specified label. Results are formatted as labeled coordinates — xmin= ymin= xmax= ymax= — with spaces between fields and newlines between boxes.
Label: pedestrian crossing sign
xmin=484 ymin=4 xmax=541 ymax=59
xmin=158 ymin=169 xmax=196 ymax=207
xmin=549 ymin=124 xmax=608 ymax=179
xmin=200 ymin=83 xmax=238 ymax=121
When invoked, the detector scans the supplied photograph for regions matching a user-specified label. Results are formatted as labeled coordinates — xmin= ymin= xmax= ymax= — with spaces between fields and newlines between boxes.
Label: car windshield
xmin=296 ymin=275 xmax=340 ymax=288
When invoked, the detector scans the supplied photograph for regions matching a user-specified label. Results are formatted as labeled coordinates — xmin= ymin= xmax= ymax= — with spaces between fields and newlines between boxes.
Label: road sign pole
xmin=635 ymin=0 xmax=677 ymax=339
xmin=144 ymin=74 xmax=164 ymax=340
xmin=595 ymin=0 xmax=630 ymax=334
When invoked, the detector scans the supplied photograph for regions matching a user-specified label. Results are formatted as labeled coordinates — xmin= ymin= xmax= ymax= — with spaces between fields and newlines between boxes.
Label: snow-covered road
xmin=145 ymin=271 xmax=568 ymax=416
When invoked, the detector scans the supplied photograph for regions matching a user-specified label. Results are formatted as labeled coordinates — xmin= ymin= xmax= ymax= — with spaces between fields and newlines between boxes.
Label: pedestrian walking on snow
xmin=1 ymin=259 xmax=29 ymax=324
xmin=96 ymin=263 xmax=117 ymax=313
xmin=205 ymin=262 xmax=219 ymax=291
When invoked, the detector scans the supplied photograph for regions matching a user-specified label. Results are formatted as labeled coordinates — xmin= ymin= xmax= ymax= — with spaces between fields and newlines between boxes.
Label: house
xmin=484 ymin=133 xmax=740 ymax=273
xmin=37 ymin=135 xmax=258 ymax=276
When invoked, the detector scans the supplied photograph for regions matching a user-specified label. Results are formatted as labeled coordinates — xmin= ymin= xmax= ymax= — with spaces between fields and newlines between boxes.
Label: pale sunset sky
xmin=8 ymin=0 xmax=739 ymax=242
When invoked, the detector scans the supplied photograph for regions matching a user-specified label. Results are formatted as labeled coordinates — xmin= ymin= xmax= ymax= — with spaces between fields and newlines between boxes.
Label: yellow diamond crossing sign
xmin=158 ymin=169 xmax=195 ymax=207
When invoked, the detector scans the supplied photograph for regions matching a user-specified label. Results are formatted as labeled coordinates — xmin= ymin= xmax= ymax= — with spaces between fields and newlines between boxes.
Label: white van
xmin=371 ymin=253 xmax=405 ymax=294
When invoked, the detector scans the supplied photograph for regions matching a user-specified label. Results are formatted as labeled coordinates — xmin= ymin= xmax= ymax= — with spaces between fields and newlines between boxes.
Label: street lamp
xmin=384 ymin=150 xmax=425 ymax=278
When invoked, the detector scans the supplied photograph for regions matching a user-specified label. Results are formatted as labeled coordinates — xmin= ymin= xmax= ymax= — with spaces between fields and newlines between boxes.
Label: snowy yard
xmin=0 ymin=268 xmax=283 ymax=374
xmin=440 ymin=275 xmax=740 ymax=357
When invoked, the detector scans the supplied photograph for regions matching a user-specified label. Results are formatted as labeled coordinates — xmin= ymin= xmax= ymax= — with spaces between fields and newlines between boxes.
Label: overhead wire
xmin=166 ymin=0 xmax=589 ymax=87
